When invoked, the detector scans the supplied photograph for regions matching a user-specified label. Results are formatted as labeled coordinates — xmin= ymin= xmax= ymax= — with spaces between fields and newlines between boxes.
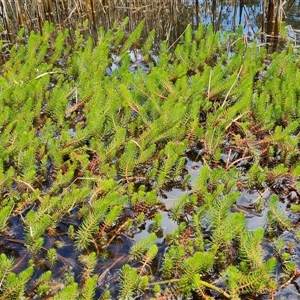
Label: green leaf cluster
xmin=0 ymin=18 xmax=299 ymax=300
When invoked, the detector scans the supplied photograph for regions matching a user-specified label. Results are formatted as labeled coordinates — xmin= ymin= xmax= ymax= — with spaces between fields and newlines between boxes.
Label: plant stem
xmin=149 ymin=278 xmax=231 ymax=299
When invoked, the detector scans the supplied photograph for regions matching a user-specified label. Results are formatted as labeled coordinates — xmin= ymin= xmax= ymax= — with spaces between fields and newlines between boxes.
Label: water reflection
xmin=0 ymin=0 xmax=299 ymax=45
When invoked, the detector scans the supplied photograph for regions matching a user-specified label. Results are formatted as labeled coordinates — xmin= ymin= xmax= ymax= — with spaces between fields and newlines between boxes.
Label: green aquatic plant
xmin=118 ymin=264 xmax=148 ymax=299
xmin=239 ymin=227 xmax=265 ymax=268
xmin=268 ymin=195 xmax=292 ymax=231
xmin=129 ymin=233 xmax=157 ymax=261
xmin=223 ymin=257 xmax=277 ymax=298
xmin=0 ymin=254 xmax=34 ymax=300
xmin=0 ymin=19 xmax=299 ymax=300
xmin=0 ymin=204 xmax=13 ymax=232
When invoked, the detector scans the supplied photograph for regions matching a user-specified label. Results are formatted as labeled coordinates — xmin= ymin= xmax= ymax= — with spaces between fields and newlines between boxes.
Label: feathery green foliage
xmin=268 ymin=195 xmax=292 ymax=230
xmin=224 ymin=258 xmax=277 ymax=297
xmin=0 ymin=18 xmax=299 ymax=300
xmin=239 ymin=228 xmax=265 ymax=268
xmin=129 ymin=233 xmax=157 ymax=260
xmin=0 ymin=254 xmax=34 ymax=300
xmin=118 ymin=264 xmax=148 ymax=299
xmin=0 ymin=204 xmax=13 ymax=232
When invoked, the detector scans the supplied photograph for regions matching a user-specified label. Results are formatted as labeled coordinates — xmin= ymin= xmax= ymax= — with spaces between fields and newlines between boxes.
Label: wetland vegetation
xmin=1 ymin=2 xmax=300 ymax=300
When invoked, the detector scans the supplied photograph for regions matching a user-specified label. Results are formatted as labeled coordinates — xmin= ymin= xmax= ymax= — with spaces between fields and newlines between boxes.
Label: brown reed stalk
xmin=102 ymin=0 xmax=108 ymax=7
xmin=44 ymin=0 xmax=55 ymax=23
xmin=0 ymin=0 xmax=12 ymax=42
xmin=0 ymin=0 xmax=216 ymax=47
xmin=266 ymin=0 xmax=275 ymax=35
xmin=261 ymin=0 xmax=265 ymax=36
xmin=52 ymin=0 xmax=60 ymax=25
xmin=14 ymin=0 xmax=24 ymax=28
xmin=274 ymin=0 xmax=284 ymax=37
xmin=36 ymin=0 xmax=45 ymax=31
xmin=90 ymin=0 xmax=97 ymax=30
xmin=6 ymin=2 xmax=18 ymax=23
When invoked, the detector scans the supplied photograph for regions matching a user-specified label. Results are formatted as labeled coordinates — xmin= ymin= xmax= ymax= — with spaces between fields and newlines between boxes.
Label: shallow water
xmin=1 ymin=0 xmax=300 ymax=47
xmin=98 ymin=0 xmax=300 ymax=47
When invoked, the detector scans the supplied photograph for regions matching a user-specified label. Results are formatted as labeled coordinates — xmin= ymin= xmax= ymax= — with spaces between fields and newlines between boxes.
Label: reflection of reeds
xmin=263 ymin=0 xmax=285 ymax=37
xmin=0 ymin=0 xmax=193 ymax=45
xmin=0 ymin=0 xmax=264 ymax=47
xmin=262 ymin=0 xmax=286 ymax=50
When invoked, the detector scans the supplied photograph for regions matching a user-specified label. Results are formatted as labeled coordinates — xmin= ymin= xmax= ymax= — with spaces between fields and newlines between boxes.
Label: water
xmin=99 ymin=0 xmax=300 ymax=47
xmin=1 ymin=0 xmax=300 ymax=47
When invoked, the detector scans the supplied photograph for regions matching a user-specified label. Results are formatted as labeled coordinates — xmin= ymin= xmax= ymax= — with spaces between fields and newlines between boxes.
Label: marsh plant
xmin=0 ymin=18 xmax=300 ymax=299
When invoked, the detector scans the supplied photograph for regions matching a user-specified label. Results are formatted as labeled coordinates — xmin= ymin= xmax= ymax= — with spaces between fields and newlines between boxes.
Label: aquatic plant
xmin=0 ymin=19 xmax=300 ymax=299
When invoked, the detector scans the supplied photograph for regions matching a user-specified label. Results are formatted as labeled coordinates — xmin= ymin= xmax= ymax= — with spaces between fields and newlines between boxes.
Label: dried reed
xmin=0 ymin=0 xmax=288 ymax=52
xmin=262 ymin=0 xmax=286 ymax=49
xmin=264 ymin=0 xmax=286 ymax=36
xmin=0 ymin=0 xmax=194 ymax=44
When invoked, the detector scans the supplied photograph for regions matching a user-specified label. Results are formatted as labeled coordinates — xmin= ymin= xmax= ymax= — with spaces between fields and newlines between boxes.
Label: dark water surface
xmin=1 ymin=0 xmax=300 ymax=46
xmin=73 ymin=0 xmax=300 ymax=46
